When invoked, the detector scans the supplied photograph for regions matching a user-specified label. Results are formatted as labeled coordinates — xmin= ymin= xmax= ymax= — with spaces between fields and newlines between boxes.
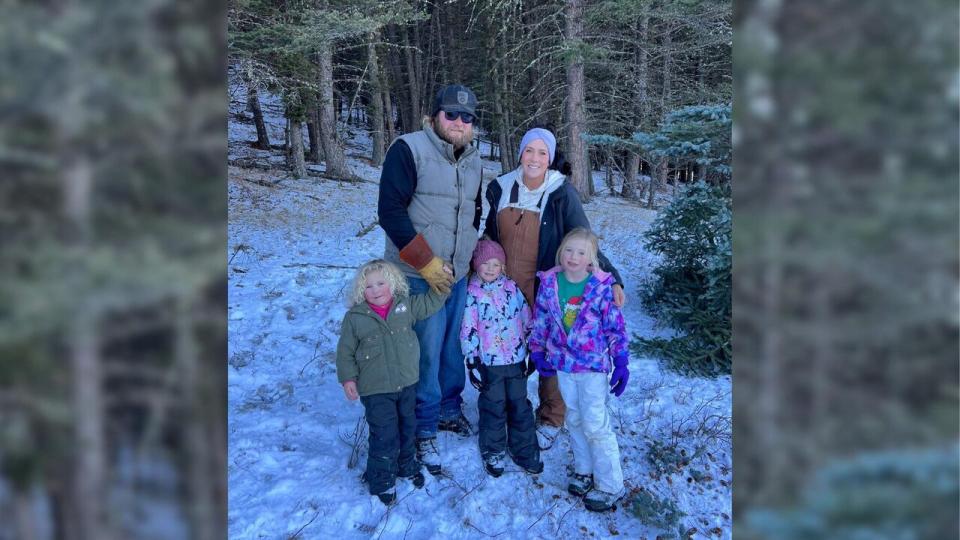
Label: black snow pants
xmin=360 ymin=383 xmax=419 ymax=495
xmin=477 ymin=362 xmax=540 ymax=468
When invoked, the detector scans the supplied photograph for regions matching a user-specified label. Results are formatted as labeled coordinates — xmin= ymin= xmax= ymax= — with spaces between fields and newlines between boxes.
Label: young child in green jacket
xmin=336 ymin=259 xmax=447 ymax=505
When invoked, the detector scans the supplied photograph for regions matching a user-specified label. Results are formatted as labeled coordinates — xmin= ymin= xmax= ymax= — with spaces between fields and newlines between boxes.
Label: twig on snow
xmin=287 ymin=507 xmax=322 ymax=539
xmin=338 ymin=415 xmax=367 ymax=469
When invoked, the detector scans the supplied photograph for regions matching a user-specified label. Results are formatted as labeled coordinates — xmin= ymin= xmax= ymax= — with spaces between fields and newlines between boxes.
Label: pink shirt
xmin=368 ymin=299 xmax=393 ymax=320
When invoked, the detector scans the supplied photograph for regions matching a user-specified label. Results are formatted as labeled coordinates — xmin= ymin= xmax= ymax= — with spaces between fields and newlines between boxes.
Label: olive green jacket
xmin=336 ymin=290 xmax=446 ymax=396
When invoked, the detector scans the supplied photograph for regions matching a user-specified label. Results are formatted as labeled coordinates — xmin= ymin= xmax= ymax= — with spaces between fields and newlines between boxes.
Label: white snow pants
xmin=557 ymin=371 xmax=624 ymax=494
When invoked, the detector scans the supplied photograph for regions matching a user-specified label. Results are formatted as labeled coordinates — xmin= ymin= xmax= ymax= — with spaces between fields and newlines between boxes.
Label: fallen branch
xmin=356 ymin=219 xmax=380 ymax=238
xmin=525 ymin=498 xmax=561 ymax=532
xmin=287 ymin=507 xmax=322 ymax=539
xmin=281 ymin=263 xmax=359 ymax=270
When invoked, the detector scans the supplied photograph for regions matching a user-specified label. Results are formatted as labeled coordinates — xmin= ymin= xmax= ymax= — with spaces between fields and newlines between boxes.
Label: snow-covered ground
xmin=227 ymin=86 xmax=732 ymax=539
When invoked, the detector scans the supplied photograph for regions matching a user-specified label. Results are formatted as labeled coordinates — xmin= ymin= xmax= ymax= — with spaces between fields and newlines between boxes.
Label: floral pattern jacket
xmin=528 ymin=266 xmax=628 ymax=373
xmin=460 ymin=274 xmax=532 ymax=367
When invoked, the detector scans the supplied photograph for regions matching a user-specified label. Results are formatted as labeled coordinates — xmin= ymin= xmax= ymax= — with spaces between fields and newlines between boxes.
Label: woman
xmin=482 ymin=127 xmax=625 ymax=435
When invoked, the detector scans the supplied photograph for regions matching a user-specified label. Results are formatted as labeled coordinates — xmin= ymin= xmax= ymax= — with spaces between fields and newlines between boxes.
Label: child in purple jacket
xmin=529 ymin=228 xmax=630 ymax=512
xmin=460 ymin=239 xmax=543 ymax=477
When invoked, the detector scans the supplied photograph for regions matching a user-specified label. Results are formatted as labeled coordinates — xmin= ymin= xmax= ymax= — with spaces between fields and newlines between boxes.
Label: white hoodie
xmin=493 ymin=168 xmax=566 ymax=217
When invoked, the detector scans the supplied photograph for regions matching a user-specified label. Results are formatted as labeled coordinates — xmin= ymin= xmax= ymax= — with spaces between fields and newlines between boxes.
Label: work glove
xmin=466 ymin=357 xmax=483 ymax=390
xmin=419 ymin=257 xmax=454 ymax=294
xmin=399 ymin=233 xmax=454 ymax=294
xmin=609 ymin=357 xmax=629 ymax=397
xmin=531 ymin=351 xmax=555 ymax=378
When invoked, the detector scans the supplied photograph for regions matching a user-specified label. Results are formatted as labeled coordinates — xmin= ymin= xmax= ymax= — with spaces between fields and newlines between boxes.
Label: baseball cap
xmin=432 ymin=84 xmax=478 ymax=116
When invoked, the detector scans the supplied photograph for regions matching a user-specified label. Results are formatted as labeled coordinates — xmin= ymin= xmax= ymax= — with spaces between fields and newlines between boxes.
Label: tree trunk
xmin=306 ymin=101 xmax=321 ymax=163
xmin=316 ymin=44 xmax=351 ymax=178
xmin=604 ymin=151 xmax=615 ymax=194
xmin=381 ymin=69 xmax=396 ymax=144
xmin=177 ymin=295 xmax=219 ymax=540
xmin=565 ymin=0 xmax=590 ymax=201
xmin=14 ymin=489 xmax=38 ymax=540
xmin=759 ymin=223 xmax=784 ymax=501
xmin=63 ymin=155 xmax=111 ymax=540
xmin=247 ymin=85 xmax=271 ymax=150
xmin=287 ymin=118 xmax=306 ymax=178
xmin=622 ymin=151 xmax=640 ymax=199
xmin=385 ymin=25 xmax=410 ymax=134
xmin=661 ymin=23 xmax=673 ymax=115
xmin=648 ymin=156 xmax=666 ymax=209
xmin=71 ymin=308 xmax=108 ymax=540
xmin=367 ymin=36 xmax=386 ymax=166
xmin=401 ymin=24 xmax=421 ymax=124
xmin=634 ymin=9 xmax=651 ymax=132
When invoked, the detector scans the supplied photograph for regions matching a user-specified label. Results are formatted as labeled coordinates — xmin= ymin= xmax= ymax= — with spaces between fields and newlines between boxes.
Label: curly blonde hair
xmin=348 ymin=259 xmax=409 ymax=306
xmin=555 ymin=227 xmax=601 ymax=269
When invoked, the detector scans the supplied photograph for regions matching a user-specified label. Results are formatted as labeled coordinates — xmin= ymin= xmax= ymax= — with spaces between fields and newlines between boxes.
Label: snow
xmin=228 ymin=83 xmax=732 ymax=539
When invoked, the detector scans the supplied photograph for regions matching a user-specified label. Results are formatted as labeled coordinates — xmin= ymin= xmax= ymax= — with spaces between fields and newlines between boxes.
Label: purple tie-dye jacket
xmin=460 ymin=274 xmax=532 ymax=367
xmin=528 ymin=266 xmax=629 ymax=374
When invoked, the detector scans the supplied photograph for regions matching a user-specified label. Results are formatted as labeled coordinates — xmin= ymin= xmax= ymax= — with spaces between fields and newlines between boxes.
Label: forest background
xmin=0 ymin=0 xmax=956 ymax=538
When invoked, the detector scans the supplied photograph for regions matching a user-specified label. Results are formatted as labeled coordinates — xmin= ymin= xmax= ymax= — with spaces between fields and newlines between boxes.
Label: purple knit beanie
xmin=518 ymin=128 xmax=557 ymax=165
xmin=472 ymin=239 xmax=507 ymax=272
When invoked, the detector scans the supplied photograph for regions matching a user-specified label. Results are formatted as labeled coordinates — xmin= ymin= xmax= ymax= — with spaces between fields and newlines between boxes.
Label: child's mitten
xmin=466 ymin=356 xmax=483 ymax=390
xmin=531 ymin=351 xmax=556 ymax=378
xmin=609 ymin=357 xmax=629 ymax=397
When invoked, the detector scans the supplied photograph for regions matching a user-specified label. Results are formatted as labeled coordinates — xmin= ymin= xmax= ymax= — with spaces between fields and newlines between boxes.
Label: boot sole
xmin=584 ymin=502 xmax=616 ymax=512
xmin=484 ymin=466 xmax=504 ymax=478
xmin=425 ymin=464 xmax=442 ymax=476
xmin=583 ymin=492 xmax=624 ymax=512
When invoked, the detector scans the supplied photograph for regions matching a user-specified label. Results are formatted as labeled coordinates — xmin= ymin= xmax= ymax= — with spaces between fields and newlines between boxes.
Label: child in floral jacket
xmin=529 ymin=228 xmax=630 ymax=512
xmin=460 ymin=239 xmax=543 ymax=477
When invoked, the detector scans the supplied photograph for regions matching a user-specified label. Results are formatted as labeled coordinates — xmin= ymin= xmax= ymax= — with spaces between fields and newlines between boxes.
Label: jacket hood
xmin=495 ymin=167 xmax=566 ymax=195
xmin=493 ymin=168 xmax=566 ymax=214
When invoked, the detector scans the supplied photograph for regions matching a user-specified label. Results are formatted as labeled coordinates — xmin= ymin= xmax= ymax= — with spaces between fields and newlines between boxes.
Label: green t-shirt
xmin=557 ymin=273 xmax=589 ymax=331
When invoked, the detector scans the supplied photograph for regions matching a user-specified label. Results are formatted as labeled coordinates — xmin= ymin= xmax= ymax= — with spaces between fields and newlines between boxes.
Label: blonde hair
xmin=348 ymin=259 xmax=409 ymax=306
xmin=556 ymin=227 xmax=601 ymax=269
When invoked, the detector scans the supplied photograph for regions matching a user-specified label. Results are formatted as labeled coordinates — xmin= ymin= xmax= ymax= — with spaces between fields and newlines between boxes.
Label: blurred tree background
xmin=733 ymin=0 xmax=959 ymax=536
xmin=0 ymin=0 xmax=226 ymax=539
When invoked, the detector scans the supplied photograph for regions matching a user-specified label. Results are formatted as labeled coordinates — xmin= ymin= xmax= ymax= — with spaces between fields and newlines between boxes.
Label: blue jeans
xmin=409 ymin=276 xmax=467 ymax=438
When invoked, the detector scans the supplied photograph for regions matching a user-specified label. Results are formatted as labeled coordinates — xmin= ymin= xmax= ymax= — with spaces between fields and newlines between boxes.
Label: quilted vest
xmin=384 ymin=123 xmax=482 ymax=281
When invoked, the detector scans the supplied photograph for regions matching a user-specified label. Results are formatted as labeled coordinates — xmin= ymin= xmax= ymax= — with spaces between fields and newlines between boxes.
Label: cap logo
xmin=457 ymin=91 xmax=468 ymax=105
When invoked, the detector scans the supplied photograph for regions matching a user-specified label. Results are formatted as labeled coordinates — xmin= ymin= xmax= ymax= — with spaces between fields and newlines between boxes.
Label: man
xmin=377 ymin=84 xmax=482 ymax=475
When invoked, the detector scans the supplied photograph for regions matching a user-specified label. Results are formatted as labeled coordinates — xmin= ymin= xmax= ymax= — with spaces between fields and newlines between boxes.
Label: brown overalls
xmin=497 ymin=181 xmax=566 ymax=427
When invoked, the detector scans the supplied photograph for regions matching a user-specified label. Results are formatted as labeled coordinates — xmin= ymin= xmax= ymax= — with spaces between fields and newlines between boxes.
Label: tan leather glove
xmin=419 ymin=257 xmax=453 ymax=294
xmin=399 ymin=233 xmax=454 ymax=294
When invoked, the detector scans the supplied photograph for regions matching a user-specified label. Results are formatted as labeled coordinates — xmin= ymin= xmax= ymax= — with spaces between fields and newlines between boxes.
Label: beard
xmin=434 ymin=119 xmax=474 ymax=149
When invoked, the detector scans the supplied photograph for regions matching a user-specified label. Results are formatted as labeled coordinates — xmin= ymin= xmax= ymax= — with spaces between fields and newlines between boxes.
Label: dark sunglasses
xmin=443 ymin=110 xmax=475 ymax=124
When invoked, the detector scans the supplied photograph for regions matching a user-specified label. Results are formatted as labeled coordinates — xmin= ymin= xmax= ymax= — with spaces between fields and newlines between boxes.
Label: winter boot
xmin=567 ymin=472 xmax=594 ymax=497
xmin=376 ymin=486 xmax=397 ymax=505
xmin=584 ymin=487 xmax=625 ymax=512
xmin=438 ymin=412 xmax=473 ymax=437
xmin=483 ymin=453 xmax=505 ymax=478
xmin=402 ymin=469 xmax=425 ymax=489
xmin=507 ymin=449 xmax=544 ymax=475
xmin=416 ymin=438 xmax=442 ymax=476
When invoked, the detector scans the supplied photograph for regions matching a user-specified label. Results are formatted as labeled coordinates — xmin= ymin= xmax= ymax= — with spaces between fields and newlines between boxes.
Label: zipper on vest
xmin=453 ymin=164 xmax=462 ymax=274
